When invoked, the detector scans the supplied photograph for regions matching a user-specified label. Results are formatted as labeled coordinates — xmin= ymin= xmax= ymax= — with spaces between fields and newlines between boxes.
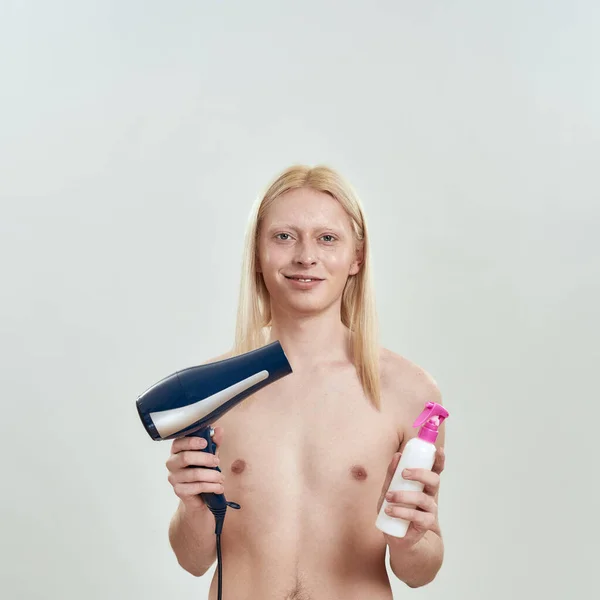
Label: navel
xmin=350 ymin=465 xmax=368 ymax=481
xmin=230 ymin=458 xmax=246 ymax=474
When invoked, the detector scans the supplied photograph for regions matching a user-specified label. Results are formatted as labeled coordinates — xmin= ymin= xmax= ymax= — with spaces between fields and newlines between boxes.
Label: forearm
xmin=389 ymin=530 xmax=444 ymax=588
xmin=169 ymin=500 xmax=217 ymax=576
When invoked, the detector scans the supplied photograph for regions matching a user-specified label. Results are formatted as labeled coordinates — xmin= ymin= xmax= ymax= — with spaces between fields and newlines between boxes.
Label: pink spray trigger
xmin=413 ymin=401 xmax=449 ymax=443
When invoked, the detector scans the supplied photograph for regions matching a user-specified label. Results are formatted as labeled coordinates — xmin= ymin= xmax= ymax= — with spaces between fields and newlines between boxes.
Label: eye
xmin=275 ymin=233 xmax=292 ymax=241
xmin=320 ymin=234 xmax=336 ymax=243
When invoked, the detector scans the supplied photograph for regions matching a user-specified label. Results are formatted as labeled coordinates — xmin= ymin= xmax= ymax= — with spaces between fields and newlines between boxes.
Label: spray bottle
xmin=375 ymin=401 xmax=449 ymax=538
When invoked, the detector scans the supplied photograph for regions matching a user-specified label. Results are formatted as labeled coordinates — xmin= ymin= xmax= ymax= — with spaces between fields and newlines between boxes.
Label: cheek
xmin=258 ymin=243 xmax=285 ymax=272
xmin=257 ymin=239 xmax=269 ymax=265
xmin=259 ymin=248 xmax=270 ymax=267
xmin=324 ymin=249 xmax=354 ymax=274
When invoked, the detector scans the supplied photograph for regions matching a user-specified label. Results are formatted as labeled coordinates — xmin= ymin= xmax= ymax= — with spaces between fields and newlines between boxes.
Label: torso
xmin=206 ymin=348 xmax=426 ymax=600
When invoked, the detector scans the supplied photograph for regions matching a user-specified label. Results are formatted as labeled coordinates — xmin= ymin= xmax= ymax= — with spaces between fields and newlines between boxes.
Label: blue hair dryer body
xmin=136 ymin=341 xmax=292 ymax=529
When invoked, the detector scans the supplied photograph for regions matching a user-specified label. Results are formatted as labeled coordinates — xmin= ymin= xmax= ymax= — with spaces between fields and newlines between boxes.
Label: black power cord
xmin=210 ymin=502 xmax=241 ymax=600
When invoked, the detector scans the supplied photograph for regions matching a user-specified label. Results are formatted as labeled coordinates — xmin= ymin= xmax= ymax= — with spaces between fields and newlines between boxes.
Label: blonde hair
xmin=233 ymin=165 xmax=381 ymax=409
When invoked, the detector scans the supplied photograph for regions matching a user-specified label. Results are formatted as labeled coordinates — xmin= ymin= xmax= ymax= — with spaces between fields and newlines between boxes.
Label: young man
xmin=165 ymin=165 xmax=447 ymax=599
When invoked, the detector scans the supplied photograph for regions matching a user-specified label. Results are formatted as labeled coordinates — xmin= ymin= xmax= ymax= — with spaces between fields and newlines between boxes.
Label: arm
xmin=388 ymin=425 xmax=446 ymax=588
xmin=388 ymin=515 xmax=444 ymax=587
xmin=169 ymin=499 xmax=217 ymax=577
xmin=379 ymin=360 xmax=447 ymax=588
xmin=165 ymin=428 xmax=227 ymax=576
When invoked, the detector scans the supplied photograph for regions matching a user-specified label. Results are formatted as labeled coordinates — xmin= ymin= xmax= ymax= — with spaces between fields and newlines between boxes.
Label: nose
xmin=294 ymin=240 xmax=318 ymax=266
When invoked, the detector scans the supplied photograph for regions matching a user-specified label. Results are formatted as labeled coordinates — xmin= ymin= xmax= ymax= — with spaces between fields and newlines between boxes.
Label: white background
xmin=1 ymin=1 xmax=598 ymax=598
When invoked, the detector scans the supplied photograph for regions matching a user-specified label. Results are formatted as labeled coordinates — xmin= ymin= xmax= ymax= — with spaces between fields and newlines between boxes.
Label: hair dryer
xmin=135 ymin=341 xmax=292 ymax=599
xmin=136 ymin=340 xmax=292 ymax=523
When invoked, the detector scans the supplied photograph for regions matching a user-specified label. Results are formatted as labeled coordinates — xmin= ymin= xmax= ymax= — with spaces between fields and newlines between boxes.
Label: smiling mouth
xmin=284 ymin=276 xmax=323 ymax=282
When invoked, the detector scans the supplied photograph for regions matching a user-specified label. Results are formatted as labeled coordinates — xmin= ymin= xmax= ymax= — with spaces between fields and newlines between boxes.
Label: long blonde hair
xmin=233 ymin=165 xmax=381 ymax=409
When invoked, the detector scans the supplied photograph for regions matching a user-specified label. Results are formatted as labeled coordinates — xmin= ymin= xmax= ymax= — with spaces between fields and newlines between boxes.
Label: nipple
xmin=230 ymin=459 xmax=246 ymax=474
xmin=350 ymin=465 xmax=368 ymax=481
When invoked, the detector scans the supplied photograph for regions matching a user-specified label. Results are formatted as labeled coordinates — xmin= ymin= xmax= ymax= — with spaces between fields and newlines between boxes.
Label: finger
xmin=382 ymin=453 xmax=402 ymax=492
xmin=384 ymin=505 xmax=436 ymax=532
xmin=390 ymin=452 xmax=402 ymax=472
xmin=432 ymin=446 xmax=445 ymax=475
xmin=378 ymin=453 xmax=401 ymax=511
xmin=167 ymin=450 xmax=220 ymax=471
xmin=402 ymin=468 xmax=440 ymax=495
xmin=212 ymin=426 xmax=225 ymax=447
xmin=212 ymin=426 xmax=225 ymax=457
xmin=171 ymin=436 xmax=208 ymax=454
xmin=168 ymin=467 xmax=225 ymax=486
xmin=173 ymin=481 xmax=225 ymax=499
xmin=385 ymin=491 xmax=437 ymax=514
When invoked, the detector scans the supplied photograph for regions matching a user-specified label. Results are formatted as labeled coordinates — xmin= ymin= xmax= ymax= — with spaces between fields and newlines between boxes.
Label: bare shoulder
xmin=379 ymin=347 xmax=443 ymax=412
xmin=378 ymin=347 xmax=445 ymax=447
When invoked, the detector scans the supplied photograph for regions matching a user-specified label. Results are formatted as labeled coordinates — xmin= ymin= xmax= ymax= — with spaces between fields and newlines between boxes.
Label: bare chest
xmin=212 ymin=370 xmax=401 ymax=535
xmin=207 ymin=368 xmax=403 ymax=599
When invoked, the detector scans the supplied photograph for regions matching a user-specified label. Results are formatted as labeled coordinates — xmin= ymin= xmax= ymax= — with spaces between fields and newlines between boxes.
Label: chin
xmin=283 ymin=297 xmax=324 ymax=313
xmin=279 ymin=293 xmax=342 ymax=316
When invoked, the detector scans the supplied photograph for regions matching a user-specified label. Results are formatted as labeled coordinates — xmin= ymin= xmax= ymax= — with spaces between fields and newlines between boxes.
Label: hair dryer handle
xmin=186 ymin=427 xmax=241 ymax=514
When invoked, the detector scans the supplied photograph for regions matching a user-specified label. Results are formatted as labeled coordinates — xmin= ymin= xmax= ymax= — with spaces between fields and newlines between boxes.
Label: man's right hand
xmin=166 ymin=426 xmax=226 ymax=511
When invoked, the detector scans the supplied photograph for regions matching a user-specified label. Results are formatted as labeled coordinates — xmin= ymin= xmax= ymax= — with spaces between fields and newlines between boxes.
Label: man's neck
xmin=266 ymin=307 xmax=352 ymax=371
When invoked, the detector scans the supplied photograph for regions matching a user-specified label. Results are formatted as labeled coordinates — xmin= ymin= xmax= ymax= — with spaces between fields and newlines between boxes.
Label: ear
xmin=348 ymin=242 xmax=364 ymax=276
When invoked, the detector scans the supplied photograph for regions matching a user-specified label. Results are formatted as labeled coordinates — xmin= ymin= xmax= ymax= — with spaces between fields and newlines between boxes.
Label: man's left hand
xmin=377 ymin=446 xmax=445 ymax=548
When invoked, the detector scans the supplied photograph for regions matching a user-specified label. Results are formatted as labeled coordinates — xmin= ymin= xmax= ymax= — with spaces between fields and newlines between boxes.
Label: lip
xmin=283 ymin=275 xmax=324 ymax=281
xmin=283 ymin=274 xmax=324 ymax=289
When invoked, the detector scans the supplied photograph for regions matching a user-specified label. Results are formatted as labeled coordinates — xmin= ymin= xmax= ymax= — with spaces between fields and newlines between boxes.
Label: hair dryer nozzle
xmin=136 ymin=341 xmax=292 ymax=440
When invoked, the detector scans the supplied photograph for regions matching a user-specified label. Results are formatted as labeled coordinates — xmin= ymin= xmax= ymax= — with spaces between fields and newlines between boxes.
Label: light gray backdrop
xmin=1 ymin=1 xmax=598 ymax=599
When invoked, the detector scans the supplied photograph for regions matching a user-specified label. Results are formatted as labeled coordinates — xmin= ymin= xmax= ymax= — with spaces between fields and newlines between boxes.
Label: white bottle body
xmin=375 ymin=437 xmax=436 ymax=538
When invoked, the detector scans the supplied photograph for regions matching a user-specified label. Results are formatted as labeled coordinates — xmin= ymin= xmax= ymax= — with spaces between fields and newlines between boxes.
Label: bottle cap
xmin=413 ymin=401 xmax=449 ymax=443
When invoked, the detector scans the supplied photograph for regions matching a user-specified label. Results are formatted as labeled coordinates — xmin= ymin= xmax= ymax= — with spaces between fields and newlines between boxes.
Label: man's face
xmin=257 ymin=187 xmax=362 ymax=317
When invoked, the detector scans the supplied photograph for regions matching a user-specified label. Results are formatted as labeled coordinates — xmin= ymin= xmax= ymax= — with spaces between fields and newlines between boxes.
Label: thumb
xmin=382 ymin=452 xmax=402 ymax=493
xmin=211 ymin=426 xmax=225 ymax=456
xmin=377 ymin=452 xmax=402 ymax=513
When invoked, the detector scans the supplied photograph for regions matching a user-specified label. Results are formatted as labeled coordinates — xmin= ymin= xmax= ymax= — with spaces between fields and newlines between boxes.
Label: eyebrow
xmin=266 ymin=223 xmax=344 ymax=233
